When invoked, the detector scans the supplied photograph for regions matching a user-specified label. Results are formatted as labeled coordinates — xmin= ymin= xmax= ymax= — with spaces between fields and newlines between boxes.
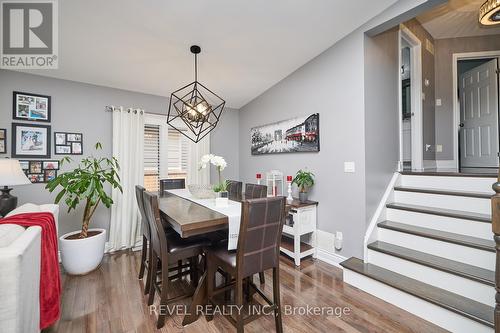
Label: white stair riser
xmin=367 ymin=250 xmax=494 ymax=306
xmin=386 ymin=208 xmax=492 ymax=240
xmin=343 ymin=269 xmax=493 ymax=333
xmin=401 ymin=175 xmax=495 ymax=193
xmin=377 ymin=228 xmax=495 ymax=270
xmin=394 ymin=191 xmax=490 ymax=215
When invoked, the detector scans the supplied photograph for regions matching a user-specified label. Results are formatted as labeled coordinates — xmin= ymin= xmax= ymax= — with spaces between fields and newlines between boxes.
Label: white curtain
xmin=187 ymin=134 xmax=210 ymax=185
xmin=108 ymin=107 xmax=145 ymax=252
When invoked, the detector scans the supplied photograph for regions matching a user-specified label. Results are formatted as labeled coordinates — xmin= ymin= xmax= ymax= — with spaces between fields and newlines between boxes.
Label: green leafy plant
xmin=213 ymin=180 xmax=229 ymax=193
xmin=45 ymin=143 xmax=122 ymax=238
xmin=292 ymin=169 xmax=315 ymax=193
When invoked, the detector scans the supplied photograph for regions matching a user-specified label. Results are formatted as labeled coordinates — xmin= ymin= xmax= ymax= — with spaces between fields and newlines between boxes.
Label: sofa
xmin=0 ymin=204 xmax=59 ymax=333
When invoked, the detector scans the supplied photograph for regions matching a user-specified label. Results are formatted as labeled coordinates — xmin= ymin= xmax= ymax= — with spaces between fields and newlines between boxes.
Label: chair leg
xmin=235 ymin=277 xmax=244 ymax=333
xmin=157 ymin=257 xmax=170 ymax=329
xmin=147 ymin=254 xmax=158 ymax=306
xmin=224 ymin=272 xmax=231 ymax=302
xmin=191 ymin=256 xmax=199 ymax=287
xmin=272 ymin=267 xmax=283 ymax=333
xmin=138 ymin=235 xmax=147 ymax=279
xmin=177 ymin=259 xmax=183 ymax=280
xmin=259 ymin=271 xmax=265 ymax=285
xmin=144 ymin=246 xmax=152 ymax=295
xmin=206 ymin=256 xmax=216 ymax=322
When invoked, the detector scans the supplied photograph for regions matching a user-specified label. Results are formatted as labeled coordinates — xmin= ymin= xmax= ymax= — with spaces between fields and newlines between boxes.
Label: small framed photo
xmin=44 ymin=169 xmax=57 ymax=182
xmin=29 ymin=161 xmax=42 ymax=174
xmin=55 ymin=133 xmax=66 ymax=145
xmin=12 ymin=123 xmax=51 ymax=158
xmin=43 ymin=161 xmax=59 ymax=170
xmin=54 ymin=132 xmax=83 ymax=155
xmin=13 ymin=91 xmax=51 ymax=122
xmin=0 ymin=128 xmax=6 ymax=154
xmin=55 ymin=145 xmax=71 ymax=154
xmin=71 ymin=142 xmax=82 ymax=154
xmin=19 ymin=160 xmax=29 ymax=170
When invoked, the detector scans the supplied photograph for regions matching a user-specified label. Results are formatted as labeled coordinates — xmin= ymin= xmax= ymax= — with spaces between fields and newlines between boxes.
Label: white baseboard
xmin=316 ymin=248 xmax=347 ymax=268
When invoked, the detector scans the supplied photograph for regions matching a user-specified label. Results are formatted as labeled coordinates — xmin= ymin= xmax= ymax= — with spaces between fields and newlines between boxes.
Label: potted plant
xmin=46 ymin=143 xmax=122 ymax=275
xmin=292 ymin=169 xmax=315 ymax=203
xmin=198 ymin=154 xmax=229 ymax=206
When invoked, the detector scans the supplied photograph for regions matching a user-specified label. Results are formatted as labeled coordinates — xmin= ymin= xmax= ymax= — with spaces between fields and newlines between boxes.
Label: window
xmin=143 ymin=124 xmax=160 ymax=192
xmin=143 ymin=114 xmax=191 ymax=191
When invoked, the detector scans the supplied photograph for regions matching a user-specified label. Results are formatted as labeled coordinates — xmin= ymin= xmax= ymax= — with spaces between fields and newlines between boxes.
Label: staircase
xmin=340 ymin=171 xmax=497 ymax=333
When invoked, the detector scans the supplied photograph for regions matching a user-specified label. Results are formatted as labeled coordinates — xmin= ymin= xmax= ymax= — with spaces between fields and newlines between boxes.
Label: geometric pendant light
xmin=167 ymin=45 xmax=226 ymax=143
xmin=479 ymin=0 xmax=500 ymax=25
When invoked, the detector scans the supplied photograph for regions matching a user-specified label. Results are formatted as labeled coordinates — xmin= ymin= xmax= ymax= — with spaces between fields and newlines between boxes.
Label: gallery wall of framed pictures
xmin=54 ymin=132 xmax=83 ymax=155
xmin=19 ymin=160 xmax=59 ymax=184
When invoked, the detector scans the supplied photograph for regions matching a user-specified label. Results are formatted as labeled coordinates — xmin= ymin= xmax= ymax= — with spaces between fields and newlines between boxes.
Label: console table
xmin=280 ymin=199 xmax=318 ymax=266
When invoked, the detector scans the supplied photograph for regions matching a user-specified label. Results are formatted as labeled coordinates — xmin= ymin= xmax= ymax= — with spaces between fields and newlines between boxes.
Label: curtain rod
xmin=105 ymin=106 xmax=143 ymax=114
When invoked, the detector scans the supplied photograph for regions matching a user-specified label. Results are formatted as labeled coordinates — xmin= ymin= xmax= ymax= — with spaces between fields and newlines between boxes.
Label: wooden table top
xmin=158 ymin=192 xmax=228 ymax=238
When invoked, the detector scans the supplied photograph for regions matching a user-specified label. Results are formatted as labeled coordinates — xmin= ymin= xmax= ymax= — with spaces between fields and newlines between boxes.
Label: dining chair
xmin=159 ymin=178 xmax=186 ymax=193
xmin=206 ymin=197 xmax=286 ymax=333
xmin=244 ymin=183 xmax=267 ymax=199
xmin=227 ymin=180 xmax=243 ymax=201
xmin=243 ymin=183 xmax=268 ymax=284
xmin=135 ymin=185 xmax=153 ymax=295
xmin=142 ymin=190 xmax=211 ymax=328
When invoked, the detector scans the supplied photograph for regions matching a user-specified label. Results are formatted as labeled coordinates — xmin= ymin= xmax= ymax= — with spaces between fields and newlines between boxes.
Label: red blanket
xmin=0 ymin=212 xmax=61 ymax=329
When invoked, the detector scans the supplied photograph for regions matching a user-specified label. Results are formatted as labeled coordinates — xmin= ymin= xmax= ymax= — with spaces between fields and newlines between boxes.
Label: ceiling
xmin=417 ymin=0 xmax=500 ymax=39
xmin=17 ymin=0 xmax=398 ymax=108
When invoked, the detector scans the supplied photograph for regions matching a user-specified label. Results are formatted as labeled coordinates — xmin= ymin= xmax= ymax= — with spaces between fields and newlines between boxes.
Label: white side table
xmin=280 ymin=199 xmax=318 ymax=266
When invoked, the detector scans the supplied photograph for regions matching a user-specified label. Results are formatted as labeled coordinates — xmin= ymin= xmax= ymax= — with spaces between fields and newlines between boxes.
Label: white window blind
xmin=167 ymin=130 xmax=189 ymax=179
xmin=144 ymin=124 xmax=160 ymax=191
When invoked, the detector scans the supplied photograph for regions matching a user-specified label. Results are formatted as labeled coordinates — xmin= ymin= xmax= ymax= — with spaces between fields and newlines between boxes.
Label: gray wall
xmin=0 ymin=69 xmax=239 ymax=237
xmin=364 ymin=27 xmax=399 ymax=223
xmin=434 ymin=34 xmax=500 ymax=160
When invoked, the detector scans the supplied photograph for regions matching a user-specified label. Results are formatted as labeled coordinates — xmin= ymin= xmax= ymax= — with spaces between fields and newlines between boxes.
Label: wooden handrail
xmin=493 ymin=168 xmax=500 ymax=332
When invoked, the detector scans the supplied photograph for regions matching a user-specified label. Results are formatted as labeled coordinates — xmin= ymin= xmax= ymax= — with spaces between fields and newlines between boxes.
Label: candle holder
xmin=286 ymin=175 xmax=293 ymax=203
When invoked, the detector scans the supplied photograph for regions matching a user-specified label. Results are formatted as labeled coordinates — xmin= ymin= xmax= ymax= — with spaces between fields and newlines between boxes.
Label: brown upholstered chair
xmin=142 ymin=191 xmax=211 ymax=328
xmin=244 ymin=183 xmax=267 ymax=199
xmin=135 ymin=185 xmax=152 ymax=294
xmin=227 ymin=180 xmax=243 ymax=201
xmin=243 ymin=183 xmax=268 ymax=284
xmin=206 ymin=197 xmax=285 ymax=333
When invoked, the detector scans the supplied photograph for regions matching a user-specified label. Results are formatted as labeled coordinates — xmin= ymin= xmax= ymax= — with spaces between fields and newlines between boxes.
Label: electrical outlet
xmin=334 ymin=231 xmax=343 ymax=251
xmin=436 ymin=144 xmax=443 ymax=153
xmin=436 ymin=99 xmax=442 ymax=106
xmin=344 ymin=162 xmax=355 ymax=173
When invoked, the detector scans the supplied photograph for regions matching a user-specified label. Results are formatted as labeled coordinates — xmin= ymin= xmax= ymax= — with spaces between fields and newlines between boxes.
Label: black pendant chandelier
xmin=167 ymin=45 xmax=226 ymax=143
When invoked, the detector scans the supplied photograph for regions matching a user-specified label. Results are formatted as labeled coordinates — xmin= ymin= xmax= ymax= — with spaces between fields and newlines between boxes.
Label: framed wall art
xmin=19 ymin=160 xmax=59 ymax=183
xmin=12 ymin=123 xmax=51 ymax=158
xmin=54 ymin=132 xmax=83 ymax=155
xmin=13 ymin=91 xmax=51 ymax=122
xmin=251 ymin=113 xmax=320 ymax=155
xmin=0 ymin=129 xmax=6 ymax=154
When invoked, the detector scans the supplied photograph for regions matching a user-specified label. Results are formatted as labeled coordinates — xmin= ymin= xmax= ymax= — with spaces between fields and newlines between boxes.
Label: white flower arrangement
xmin=198 ymin=154 xmax=228 ymax=192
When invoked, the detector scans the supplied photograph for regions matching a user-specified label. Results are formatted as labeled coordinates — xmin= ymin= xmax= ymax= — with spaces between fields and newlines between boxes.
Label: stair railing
xmin=493 ymin=168 xmax=500 ymax=332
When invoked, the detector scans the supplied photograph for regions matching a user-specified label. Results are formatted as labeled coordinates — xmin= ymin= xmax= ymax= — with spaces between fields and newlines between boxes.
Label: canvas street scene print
xmin=251 ymin=113 xmax=319 ymax=155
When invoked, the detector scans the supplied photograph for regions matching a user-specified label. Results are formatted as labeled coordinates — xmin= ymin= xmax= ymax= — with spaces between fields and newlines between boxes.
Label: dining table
xmin=158 ymin=189 xmax=290 ymax=326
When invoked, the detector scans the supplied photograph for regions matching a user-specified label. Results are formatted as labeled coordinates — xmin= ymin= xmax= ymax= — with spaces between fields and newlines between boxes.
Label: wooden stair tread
xmin=386 ymin=202 xmax=491 ymax=223
xmin=377 ymin=221 xmax=494 ymax=252
xmin=394 ymin=186 xmax=493 ymax=199
xmin=400 ymin=171 xmax=498 ymax=178
xmin=367 ymin=241 xmax=494 ymax=286
xmin=340 ymin=257 xmax=494 ymax=327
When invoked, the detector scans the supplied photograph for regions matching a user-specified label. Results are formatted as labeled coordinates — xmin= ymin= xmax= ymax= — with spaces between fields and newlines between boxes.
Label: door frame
xmin=398 ymin=24 xmax=423 ymax=171
xmin=452 ymin=51 xmax=500 ymax=169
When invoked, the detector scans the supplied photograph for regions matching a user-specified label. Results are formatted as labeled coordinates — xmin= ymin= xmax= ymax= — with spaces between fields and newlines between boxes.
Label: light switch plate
xmin=436 ymin=98 xmax=442 ymax=106
xmin=436 ymin=144 xmax=443 ymax=152
xmin=344 ymin=162 xmax=355 ymax=173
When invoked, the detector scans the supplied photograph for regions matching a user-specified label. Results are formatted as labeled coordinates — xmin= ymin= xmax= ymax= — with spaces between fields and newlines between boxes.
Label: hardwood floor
xmin=43 ymin=251 xmax=448 ymax=333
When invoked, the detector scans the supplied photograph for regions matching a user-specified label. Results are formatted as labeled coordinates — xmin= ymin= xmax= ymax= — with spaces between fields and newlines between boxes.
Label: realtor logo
xmin=1 ymin=0 xmax=58 ymax=69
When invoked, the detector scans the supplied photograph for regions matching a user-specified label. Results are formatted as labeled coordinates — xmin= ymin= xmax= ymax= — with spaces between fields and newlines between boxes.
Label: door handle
xmin=459 ymin=123 xmax=464 ymax=127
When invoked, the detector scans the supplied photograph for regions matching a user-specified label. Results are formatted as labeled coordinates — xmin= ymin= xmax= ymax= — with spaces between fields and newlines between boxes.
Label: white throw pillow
xmin=0 ymin=224 xmax=26 ymax=248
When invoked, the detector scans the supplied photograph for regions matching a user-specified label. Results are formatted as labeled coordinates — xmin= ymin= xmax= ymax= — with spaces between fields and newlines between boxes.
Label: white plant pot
xmin=59 ymin=228 xmax=106 ymax=275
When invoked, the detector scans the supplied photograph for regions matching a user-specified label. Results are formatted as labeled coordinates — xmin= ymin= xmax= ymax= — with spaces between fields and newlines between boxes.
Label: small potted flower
xmin=292 ymin=169 xmax=315 ymax=203
xmin=198 ymin=154 xmax=229 ymax=206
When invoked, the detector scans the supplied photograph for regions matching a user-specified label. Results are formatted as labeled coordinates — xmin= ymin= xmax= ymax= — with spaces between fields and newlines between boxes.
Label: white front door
xmin=459 ymin=59 xmax=499 ymax=168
